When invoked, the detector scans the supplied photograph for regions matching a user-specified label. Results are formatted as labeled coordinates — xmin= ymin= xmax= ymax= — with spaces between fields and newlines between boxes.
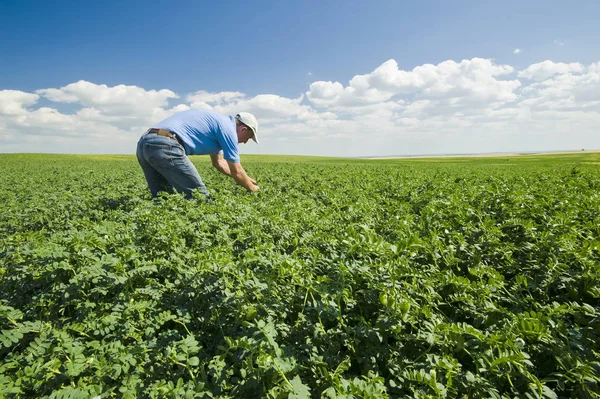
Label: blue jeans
xmin=136 ymin=131 xmax=209 ymax=199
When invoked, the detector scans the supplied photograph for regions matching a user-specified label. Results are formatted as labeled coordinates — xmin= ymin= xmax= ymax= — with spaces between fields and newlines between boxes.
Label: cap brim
xmin=251 ymin=130 xmax=259 ymax=144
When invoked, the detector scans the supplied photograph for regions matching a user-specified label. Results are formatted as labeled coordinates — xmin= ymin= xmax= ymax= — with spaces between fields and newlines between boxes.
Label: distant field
xmin=6 ymin=150 xmax=600 ymax=164
xmin=1 ymin=153 xmax=599 ymax=398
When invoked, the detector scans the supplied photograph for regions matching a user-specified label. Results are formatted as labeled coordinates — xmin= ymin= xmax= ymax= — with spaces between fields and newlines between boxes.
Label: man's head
xmin=235 ymin=112 xmax=259 ymax=144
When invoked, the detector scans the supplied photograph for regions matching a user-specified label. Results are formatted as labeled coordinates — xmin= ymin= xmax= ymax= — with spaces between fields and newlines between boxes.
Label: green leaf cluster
xmin=0 ymin=153 xmax=599 ymax=398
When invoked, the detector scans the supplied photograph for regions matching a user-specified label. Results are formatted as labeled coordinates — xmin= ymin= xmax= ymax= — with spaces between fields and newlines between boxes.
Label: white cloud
xmin=217 ymin=94 xmax=326 ymax=120
xmin=0 ymin=90 xmax=40 ymax=116
xmin=1 ymin=58 xmax=599 ymax=156
xmin=519 ymin=62 xmax=600 ymax=112
xmin=31 ymin=81 xmax=185 ymax=135
xmin=190 ymin=91 xmax=336 ymax=128
xmin=37 ymin=80 xmax=178 ymax=116
xmin=518 ymin=60 xmax=584 ymax=81
xmin=306 ymin=58 xmax=520 ymax=109
xmin=402 ymin=100 xmax=434 ymax=118
xmin=187 ymin=91 xmax=245 ymax=109
xmin=513 ymin=48 xmax=521 ymax=54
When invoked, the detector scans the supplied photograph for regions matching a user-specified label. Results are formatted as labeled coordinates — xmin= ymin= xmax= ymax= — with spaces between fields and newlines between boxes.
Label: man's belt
xmin=148 ymin=128 xmax=183 ymax=146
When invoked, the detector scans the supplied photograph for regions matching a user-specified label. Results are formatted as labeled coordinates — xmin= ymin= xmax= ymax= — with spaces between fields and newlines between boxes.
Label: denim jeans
xmin=136 ymin=131 xmax=209 ymax=199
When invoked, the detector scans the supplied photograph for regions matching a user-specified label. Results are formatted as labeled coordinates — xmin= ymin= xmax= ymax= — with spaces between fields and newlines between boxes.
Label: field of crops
xmin=1 ymin=152 xmax=599 ymax=399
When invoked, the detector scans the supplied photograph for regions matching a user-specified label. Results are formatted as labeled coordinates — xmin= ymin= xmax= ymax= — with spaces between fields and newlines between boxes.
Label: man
xmin=136 ymin=108 xmax=260 ymax=199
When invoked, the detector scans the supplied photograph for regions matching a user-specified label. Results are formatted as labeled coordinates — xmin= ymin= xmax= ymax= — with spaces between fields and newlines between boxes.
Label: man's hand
xmin=248 ymin=177 xmax=259 ymax=192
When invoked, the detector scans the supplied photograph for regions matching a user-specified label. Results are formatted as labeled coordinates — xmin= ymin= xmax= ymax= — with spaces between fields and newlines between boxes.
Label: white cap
xmin=235 ymin=112 xmax=259 ymax=144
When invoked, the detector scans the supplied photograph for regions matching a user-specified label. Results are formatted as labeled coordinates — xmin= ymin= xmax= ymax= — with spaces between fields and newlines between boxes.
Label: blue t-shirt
xmin=152 ymin=109 xmax=240 ymax=163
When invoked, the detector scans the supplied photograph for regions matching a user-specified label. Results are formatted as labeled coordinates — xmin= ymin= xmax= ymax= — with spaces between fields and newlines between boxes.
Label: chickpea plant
xmin=1 ymin=153 xmax=599 ymax=398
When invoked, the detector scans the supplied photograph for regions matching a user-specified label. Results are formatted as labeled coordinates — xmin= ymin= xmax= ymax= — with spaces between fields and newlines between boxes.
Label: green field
xmin=1 ymin=153 xmax=599 ymax=398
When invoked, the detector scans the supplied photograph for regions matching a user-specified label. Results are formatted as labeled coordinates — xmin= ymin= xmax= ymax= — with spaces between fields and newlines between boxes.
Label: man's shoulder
xmin=212 ymin=114 xmax=236 ymax=133
xmin=166 ymin=109 xmax=234 ymax=137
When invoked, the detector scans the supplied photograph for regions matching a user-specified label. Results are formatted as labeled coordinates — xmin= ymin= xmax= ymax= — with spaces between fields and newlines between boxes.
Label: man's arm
xmin=210 ymin=153 xmax=231 ymax=176
xmin=210 ymin=153 xmax=258 ymax=191
xmin=228 ymin=161 xmax=259 ymax=192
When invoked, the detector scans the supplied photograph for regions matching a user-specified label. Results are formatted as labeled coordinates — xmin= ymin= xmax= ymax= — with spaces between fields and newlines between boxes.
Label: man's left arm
xmin=227 ymin=161 xmax=259 ymax=191
xmin=210 ymin=153 xmax=231 ymax=176
xmin=210 ymin=153 xmax=257 ymax=185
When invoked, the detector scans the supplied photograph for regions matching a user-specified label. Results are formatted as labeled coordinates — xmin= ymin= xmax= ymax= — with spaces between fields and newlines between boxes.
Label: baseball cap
xmin=235 ymin=112 xmax=259 ymax=144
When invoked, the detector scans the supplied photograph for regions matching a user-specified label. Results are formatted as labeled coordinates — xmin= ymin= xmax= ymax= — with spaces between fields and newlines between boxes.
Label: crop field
xmin=1 ymin=152 xmax=599 ymax=399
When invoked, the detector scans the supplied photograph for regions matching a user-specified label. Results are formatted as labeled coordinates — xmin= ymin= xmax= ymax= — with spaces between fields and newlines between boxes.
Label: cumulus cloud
xmin=0 ymin=90 xmax=40 ymax=116
xmin=513 ymin=48 xmax=521 ymax=54
xmin=519 ymin=62 xmax=600 ymax=112
xmin=518 ymin=60 xmax=584 ymax=81
xmin=306 ymin=58 xmax=520 ymax=109
xmin=187 ymin=91 xmax=245 ymax=109
xmin=190 ymin=91 xmax=336 ymax=125
xmin=37 ymin=80 xmax=178 ymax=116
xmin=31 ymin=81 xmax=186 ymax=135
xmin=1 ymin=57 xmax=599 ymax=156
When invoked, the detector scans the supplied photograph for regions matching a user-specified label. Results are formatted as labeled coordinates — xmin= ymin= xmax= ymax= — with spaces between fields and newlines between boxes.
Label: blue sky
xmin=1 ymin=0 xmax=599 ymax=156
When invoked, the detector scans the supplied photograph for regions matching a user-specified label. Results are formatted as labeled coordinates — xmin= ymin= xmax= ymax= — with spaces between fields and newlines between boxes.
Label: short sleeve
xmin=215 ymin=120 xmax=240 ymax=163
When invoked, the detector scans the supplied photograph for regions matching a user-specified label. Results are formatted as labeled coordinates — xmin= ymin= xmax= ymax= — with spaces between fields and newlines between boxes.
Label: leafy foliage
xmin=1 ymin=153 xmax=599 ymax=398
